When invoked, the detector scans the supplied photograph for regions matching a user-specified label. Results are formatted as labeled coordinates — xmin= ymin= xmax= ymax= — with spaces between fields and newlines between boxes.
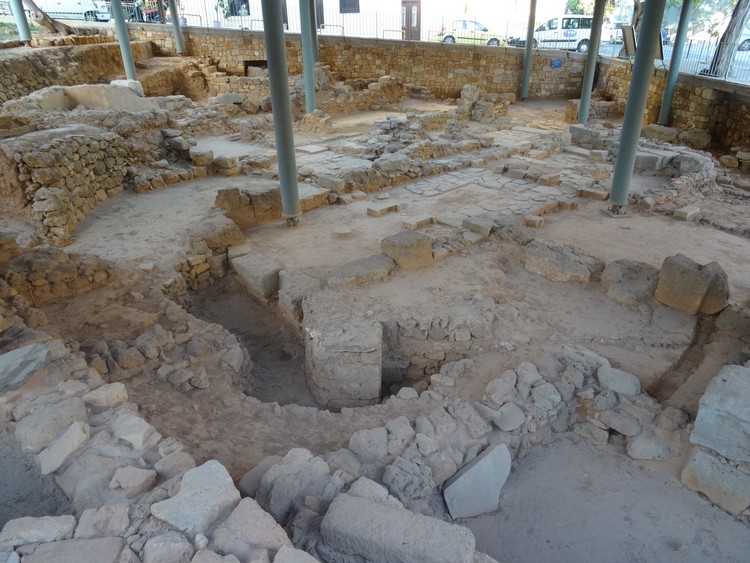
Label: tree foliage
xmin=703 ymin=0 xmax=750 ymax=77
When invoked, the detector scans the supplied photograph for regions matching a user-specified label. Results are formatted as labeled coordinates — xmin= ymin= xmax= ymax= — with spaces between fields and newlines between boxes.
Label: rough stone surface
xmin=348 ymin=427 xmax=388 ymax=463
xmin=231 ymin=254 xmax=283 ymax=301
xmin=626 ymin=431 xmax=673 ymax=460
xmin=151 ymin=460 xmax=240 ymax=536
xmin=15 ymin=397 xmax=87 ymax=454
xmin=326 ymin=254 xmax=396 ymax=288
xmin=382 ymin=455 xmax=434 ymax=503
xmin=0 ymin=515 xmax=76 ymax=549
xmin=691 ymin=365 xmax=750 ymax=463
xmin=524 ymin=240 xmax=603 ymax=283
xmin=654 ymin=254 xmax=729 ymax=315
xmin=238 ymin=455 xmax=283 ymax=498
xmin=495 ymin=402 xmax=525 ymax=431
xmin=485 ymin=371 xmax=517 ymax=405
xmin=110 ymin=466 xmax=157 ymax=497
xmin=0 ymin=342 xmax=50 ymax=394
xmin=600 ymin=259 xmax=659 ymax=305
xmin=274 ymin=546 xmax=319 ymax=563
xmin=596 ymin=366 xmax=641 ymax=397
xmin=82 ymin=382 xmax=128 ymax=407
xmin=143 ymin=532 xmax=194 ymax=563
xmin=321 ymin=493 xmax=476 ymax=563
xmin=443 ymin=443 xmax=512 ymax=519
xmin=74 ymin=505 xmax=130 ymax=539
xmin=38 ymin=421 xmax=90 ymax=475
xmin=381 ymin=231 xmax=433 ymax=270
xmin=212 ymin=498 xmax=292 ymax=558
xmin=22 ymin=537 xmax=124 ymax=563
xmin=681 ymin=448 xmax=750 ymax=515
xmin=112 ymin=412 xmax=161 ymax=451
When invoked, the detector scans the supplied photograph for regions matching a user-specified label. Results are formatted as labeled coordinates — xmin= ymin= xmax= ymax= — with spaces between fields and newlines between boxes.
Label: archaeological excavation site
xmin=1 ymin=1 xmax=750 ymax=562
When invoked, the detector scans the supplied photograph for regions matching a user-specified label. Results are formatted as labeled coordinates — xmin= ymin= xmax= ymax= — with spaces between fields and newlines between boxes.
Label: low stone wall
xmin=0 ymin=41 xmax=154 ymax=104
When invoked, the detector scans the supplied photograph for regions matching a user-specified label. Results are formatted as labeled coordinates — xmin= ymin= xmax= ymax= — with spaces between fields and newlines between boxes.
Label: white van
xmin=35 ymin=0 xmax=110 ymax=21
xmin=533 ymin=15 xmax=594 ymax=53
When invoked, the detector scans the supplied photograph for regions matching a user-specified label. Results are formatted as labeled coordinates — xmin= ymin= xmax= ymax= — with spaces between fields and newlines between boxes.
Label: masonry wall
xmin=0 ymin=41 xmax=153 ymax=103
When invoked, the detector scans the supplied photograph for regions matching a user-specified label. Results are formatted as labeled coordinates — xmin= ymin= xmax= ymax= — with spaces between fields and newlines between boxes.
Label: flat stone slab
xmin=231 ymin=253 xmax=284 ymax=301
xmin=0 ymin=342 xmax=50 ymax=395
xmin=524 ymin=240 xmax=603 ymax=283
xmin=0 ymin=515 xmax=76 ymax=550
xmin=22 ymin=537 xmax=124 ymax=563
xmin=326 ymin=254 xmax=395 ymax=288
xmin=681 ymin=447 xmax=750 ymax=515
xmin=151 ymin=460 xmax=240 ymax=537
xmin=443 ymin=443 xmax=512 ymax=519
xmin=402 ymin=215 xmax=435 ymax=231
xmin=367 ymin=202 xmax=401 ymax=217
xmin=15 ymin=397 xmax=87 ymax=454
xmin=674 ymin=205 xmax=700 ymax=221
xmin=212 ymin=498 xmax=291 ymax=559
xmin=297 ymin=144 xmax=329 ymax=154
xmin=321 ymin=493 xmax=475 ymax=563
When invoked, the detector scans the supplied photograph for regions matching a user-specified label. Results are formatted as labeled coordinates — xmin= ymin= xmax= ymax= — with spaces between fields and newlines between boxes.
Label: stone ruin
xmin=0 ymin=34 xmax=749 ymax=563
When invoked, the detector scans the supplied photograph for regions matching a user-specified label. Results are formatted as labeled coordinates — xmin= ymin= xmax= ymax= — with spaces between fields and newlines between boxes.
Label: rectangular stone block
xmin=576 ymin=186 xmax=609 ymax=200
xmin=673 ymin=205 xmax=700 ymax=221
xmin=231 ymin=254 xmax=283 ymax=302
xmin=367 ymin=203 xmax=401 ymax=217
xmin=382 ymin=231 xmax=433 ymax=270
xmin=402 ymin=215 xmax=435 ymax=231
xmin=523 ymin=215 xmax=545 ymax=228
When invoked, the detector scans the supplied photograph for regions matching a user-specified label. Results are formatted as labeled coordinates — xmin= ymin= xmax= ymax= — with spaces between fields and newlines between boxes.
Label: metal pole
xmin=520 ymin=0 xmax=537 ymax=99
xmin=578 ymin=0 xmax=607 ymax=124
xmin=261 ymin=0 xmax=301 ymax=220
xmin=111 ymin=0 xmax=138 ymax=80
xmin=657 ymin=0 xmax=692 ymax=125
xmin=10 ymin=0 xmax=31 ymax=42
xmin=167 ymin=0 xmax=185 ymax=54
xmin=609 ymin=0 xmax=668 ymax=210
xmin=299 ymin=0 xmax=316 ymax=113
xmin=308 ymin=0 xmax=319 ymax=62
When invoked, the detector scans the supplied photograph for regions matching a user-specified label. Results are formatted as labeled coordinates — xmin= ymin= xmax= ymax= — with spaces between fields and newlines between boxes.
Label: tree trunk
xmin=703 ymin=0 xmax=750 ymax=77
xmin=22 ymin=0 xmax=77 ymax=35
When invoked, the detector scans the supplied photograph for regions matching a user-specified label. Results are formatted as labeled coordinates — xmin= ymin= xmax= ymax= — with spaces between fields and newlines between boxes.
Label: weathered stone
xmin=531 ymin=382 xmax=562 ymax=411
xmin=191 ymin=550 xmax=242 ymax=563
xmin=274 ymin=546 xmax=319 ymax=563
xmin=278 ymin=270 xmax=322 ymax=322
xmin=0 ymin=515 xmax=75 ymax=549
xmin=495 ymin=402 xmax=525 ymax=431
xmin=600 ymin=410 xmax=641 ymax=437
xmin=516 ymin=362 xmax=543 ymax=386
xmin=658 ymin=406 xmax=689 ymax=431
xmin=382 ymin=455 xmax=434 ymax=502
xmin=485 ymin=371 xmax=517 ymax=405
xmin=151 ymin=460 xmax=240 ymax=536
xmin=524 ymin=240 xmax=603 ymax=283
xmin=82 ymin=382 xmax=128 ymax=407
xmin=654 ymin=254 xmax=729 ymax=315
xmin=75 ymin=505 xmax=130 ymax=539
xmin=238 ymin=456 xmax=284 ymax=498
xmin=381 ymin=231 xmax=433 ymax=270
xmin=560 ymin=345 xmax=610 ymax=377
xmin=448 ymin=399 xmax=492 ymax=438
xmin=691 ymin=365 xmax=750 ymax=463
xmin=673 ymin=205 xmax=700 ymax=221
xmin=38 ymin=421 xmax=90 ymax=475
xmin=112 ymin=347 xmax=145 ymax=369
xmin=643 ymin=123 xmax=678 ymax=142
xmin=681 ymin=447 xmax=750 ymax=515
xmin=701 ymin=262 xmax=730 ymax=315
xmin=112 ymin=413 xmax=161 ymax=451
xmin=15 ymin=397 xmax=87 ymax=454
xmin=110 ymin=466 xmax=157 ymax=497
xmin=212 ymin=498 xmax=292 ymax=559
xmin=626 ymin=430 xmax=673 ymax=460
xmin=0 ymin=342 xmax=50 ymax=394
xmin=348 ymin=427 xmax=388 ymax=463
xmin=600 ymin=259 xmax=659 ymax=305
xmin=154 ymin=450 xmax=196 ymax=480
xmin=385 ymin=416 xmax=416 ymax=457
xmin=22 ymin=537 xmax=124 ymax=563
xmin=321 ymin=493 xmax=475 ymax=563
xmin=231 ymin=254 xmax=283 ymax=301
xmin=573 ymin=421 xmax=609 ymax=445
xmin=443 ymin=444 xmax=512 ymax=519
xmin=596 ymin=366 xmax=641 ymax=397
xmin=143 ymin=532 xmax=194 ymax=563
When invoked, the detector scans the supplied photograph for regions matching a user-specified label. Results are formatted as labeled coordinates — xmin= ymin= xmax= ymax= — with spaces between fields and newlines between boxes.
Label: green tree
xmin=703 ymin=0 xmax=750 ymax=77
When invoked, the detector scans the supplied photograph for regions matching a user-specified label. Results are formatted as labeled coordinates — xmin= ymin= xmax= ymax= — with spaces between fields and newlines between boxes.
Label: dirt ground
xmin=4 ymin=98 xmax=750 ymax=557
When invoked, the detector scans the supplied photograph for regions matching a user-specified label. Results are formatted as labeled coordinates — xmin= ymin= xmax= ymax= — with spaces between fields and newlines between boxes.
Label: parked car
xmin=739 ymin=19 xmax=750 ymax=51
xmin=508 ymin=14 xmax=594 ymax=53
xmin=437 ymin=19 xmax=503 ymax=47
xmin=35 ymin=0 xmax=110 ymax=21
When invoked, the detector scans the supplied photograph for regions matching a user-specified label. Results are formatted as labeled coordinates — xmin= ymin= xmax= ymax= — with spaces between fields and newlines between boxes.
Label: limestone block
xmin=691 ymin=365 xmax=750 ymax=463
xmin=326 ymin=254 xmax=395 ymax=288
xmin=0 ymin=342 xmax=51 ymax=395
xmin=348 ymin=427 xmax=388 ymax=463
xmin=367 ymin=202 xmax=401 ymax=217
xmin=154 ymin=450 xmax=196 ymax=480
xmin=382 ymin=454 xmax=434 ymax=503
xmin=321 ymin=493 xmax=475 ymax=563
xmin=654 ymin=254 xmax=729 ymax=315
xmin=21 ymin=537 xmax=124 ymax=563
xmin=600 ymin=259 xmax=658 ymax=305
xmin=112 ymin=413 xmax=161 ymax=451
xmin=626 ymin=431 xmax=673 ymax=460
xmin=463 ymin=217 xmax=493 ymax=237
xmin=531 ymin=382 xmax=562 ymax=411
xmin=38 ymin=421 xmax=90 ymax=475
xmin=274 ymin=545 xmax=318 ymax=563
xmin=643 ymin=123 xmax=678 ymax=142
xmin=143 ymin=532 xmax=194 ymax=563
xmin=82 ymin=382 xmax=128 ymax=407
xmin=238 ymin=455 xmax=284 ymax=497
xmin=110 ymin=79 xmax=145 ymax=97
xmin=673 ymin=205 xmax=700 ymax=221
xmin=305 ymin=320 xmax=383 ymax=408
xmin=151 ymin=460 xmax=240 ymax=537
xmin=15 ymin=397 xmax=87 ymax=454
xmin=560 ymin=345 xmax=610 ymax=377
xmin=524 ymin=240 xmax=603 ymax=283
xmin=402 ymin=215 xmax=435 ymax=231
xmin=596 ymin=366 xmax=641 ymax=397
xmin=381 ymin=231 xmax=433 ymax=270
xmin=211 ymin=498 xmax=291 ymax=559
xmin=523 ymin=215 xmax=545 ymax=228
xmin=599 ymin=409 xmax=641 ymax=436
xmin=447 ymin=399 xmax=492 ymax=438
xmin=74 ymin=504 xmax=130 ymax=539
xmin=110 ymin=466 xmax=157 ymax=498
xmin=191 ymin=550 xmax=242 ymax=563
xmin=485 ymin=370 xmax=517 ymax=406
xmin=278 ymin=269 xmax=322 ymax=322
xmin=495 ymin=402 xmax=525 ymax=431
xmin=681 ymin=447 xmax=750 ymax=515
xmin=443 ymin=443 xmax=512 ymax=519
xmin=231 ymin=254 xmax=283 ymax=302
xmin=213 ymin=156 xmax=238 ymax=170
xmin=0 ymin=515 xmax=76 ymax=550
xmin=386 ymin=416 xmax=416 ymax=457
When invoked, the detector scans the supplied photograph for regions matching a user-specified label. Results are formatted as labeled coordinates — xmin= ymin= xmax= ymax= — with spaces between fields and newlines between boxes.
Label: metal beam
xmin=609 ymin=0 xmax=668 ymax=210
xmin=308 ymin=0 xmax=320 ymax=63
xmin=111 ymin=0 xmax=138 ymax=80
xmin=578 ymin=0 xmax=607 ymax=124
xmin=658 ymin=0 xmax=692 ymax=125
xmin=261 ymin=0 xmax=301 ymax=220
xmin=9 ymin=0 xmax=31 ymax=42
xmin=167 ymin=0 xmax=185 ymax=55
xmin=299 ymin=0 xmax=316 ymax=113
xmin=520 ymin=0 xmax=537 ymax=99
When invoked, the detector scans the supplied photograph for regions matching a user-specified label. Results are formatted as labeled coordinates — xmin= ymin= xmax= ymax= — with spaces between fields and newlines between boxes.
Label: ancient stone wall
xmin=0 ymin=41 xmax=154 ymax=104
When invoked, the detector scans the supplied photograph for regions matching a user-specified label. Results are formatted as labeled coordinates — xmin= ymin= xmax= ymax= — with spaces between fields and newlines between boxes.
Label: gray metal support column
xmin=658 ymin=0 xmax=692 ymax=125
xmin=609 ymin=0 xmax=668 ymax=209
xmin=9 ymin=0 xmax=31 ymax=42
xmin=261 ymin=0 xmax=301 ymax=219
xmin=111 ymin=0 xmax=138 ymax=80
xmin=520 ymin=0 xmax=537 ymax=99
xmin=299 ymin=0 xmax=316 ymax=113
xmin=167 ymin=0 xmax=185 ymax=55
xmin=308 ymin=0 xmax=319 ymax=63
xmin=578 ymin=0 xmax=607 ymax=123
